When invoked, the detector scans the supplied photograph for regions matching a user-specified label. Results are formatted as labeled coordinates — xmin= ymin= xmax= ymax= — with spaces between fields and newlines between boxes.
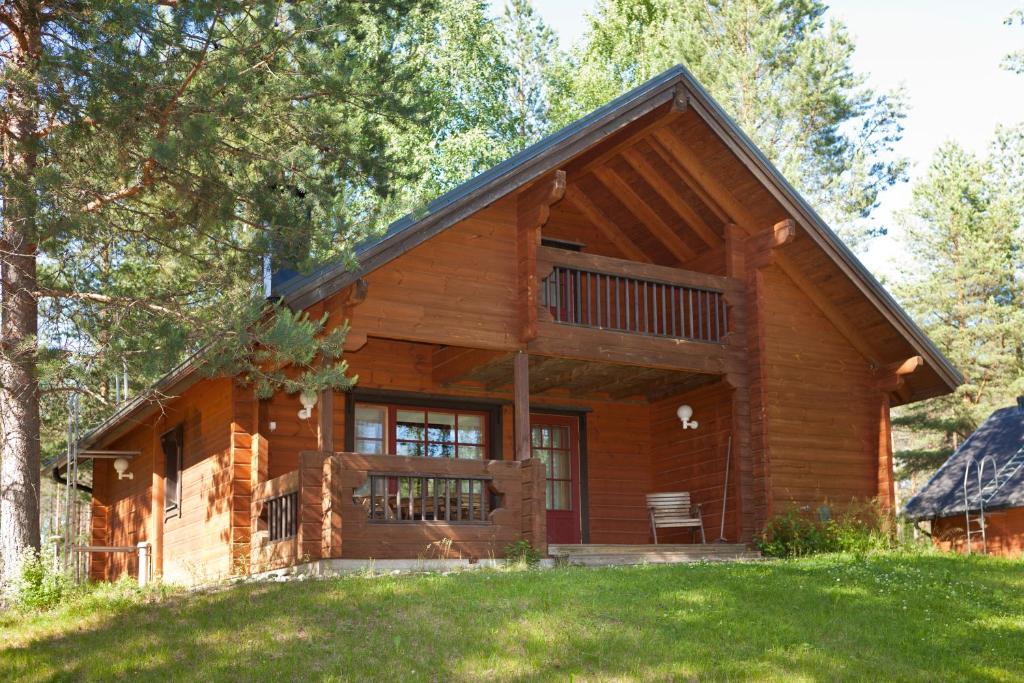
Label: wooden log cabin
xmin=67 ymin=65 xmax=961 ymax=584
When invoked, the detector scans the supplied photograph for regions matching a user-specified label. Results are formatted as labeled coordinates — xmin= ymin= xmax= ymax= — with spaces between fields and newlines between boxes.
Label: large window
xmin=354 ymin=403 xmax=487 ymax=459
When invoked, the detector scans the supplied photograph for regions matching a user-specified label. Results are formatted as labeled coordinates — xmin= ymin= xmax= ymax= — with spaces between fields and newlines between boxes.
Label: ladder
xmin=979 ymin=445 xmax=1024 ymax=503
xmin=963 ymin=455 xmax=997 ymax=555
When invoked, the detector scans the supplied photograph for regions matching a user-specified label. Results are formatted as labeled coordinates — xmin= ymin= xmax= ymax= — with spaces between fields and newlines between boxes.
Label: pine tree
xmin=0 ymin=0 xmax=427 ymax=585
xmin=892 ymin=133 xmax=1024 ymax=477
xmin=498 ymin=0 xmax=560 ymax=145
xmin=554 ymin=0 xmax=908 ymax=246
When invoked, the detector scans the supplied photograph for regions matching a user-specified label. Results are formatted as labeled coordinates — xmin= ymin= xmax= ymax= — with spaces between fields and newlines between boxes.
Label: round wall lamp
xmin=113 ymin=457 xmax=133 ymax=480
xmin=676 ymin=404 xmax=699 ymax=430
xmin=298 ymin=391 xmax=318 ymax=420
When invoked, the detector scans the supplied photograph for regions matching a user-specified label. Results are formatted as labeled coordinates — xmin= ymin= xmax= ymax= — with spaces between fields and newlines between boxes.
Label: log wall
xmin=91 ymin=378 xmax=236 ymax=584
xmin=932 ymin=509 xmax=1024 ymax=557
xmin=758 ymin=264 xmax=886 ymax=512
xmin=650 ymin=380 xmax=738 ymax=543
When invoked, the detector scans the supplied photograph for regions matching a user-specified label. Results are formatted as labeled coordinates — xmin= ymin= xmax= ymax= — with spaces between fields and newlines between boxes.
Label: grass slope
xmin=2 ymin=553 xmax=1022 ymax=682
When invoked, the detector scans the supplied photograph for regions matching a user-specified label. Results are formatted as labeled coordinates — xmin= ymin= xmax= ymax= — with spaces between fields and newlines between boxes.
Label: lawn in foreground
xmin=2 ymin=553 xmax=1022 ymax=682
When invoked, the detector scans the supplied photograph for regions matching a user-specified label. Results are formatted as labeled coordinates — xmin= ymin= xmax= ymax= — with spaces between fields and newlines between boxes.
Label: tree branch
xmin=34 ymin=288 xmax=187 ymax=319
xmin=81 ymin=14 xmax=218 ymax=213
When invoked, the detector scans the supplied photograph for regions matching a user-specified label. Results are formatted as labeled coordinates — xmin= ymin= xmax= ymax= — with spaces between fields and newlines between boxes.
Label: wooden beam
xmin=671 ymin=86 xmax=689 ymax=113
xmin=536 ymin=244 xmax=742 ymax=296
xmin=514 ymin=351 xmax=531 ymax=461
xmin=564 ymin=184 xmax=648 ymax=262
xmin=883 ymin=355 xmax=924 ymax=377
xmin=529 ymin=358 xmax=592 ymax=394
xmin=342 ymin=330 xmax=368 ymax=352
xmin=619 ymin=146 xmax=721 ymax=248
xmin=876 ymin=356 xmax=924 ymax=397
xmin=348 ymin=278 xmax=369 ymax=306
xmin=592 ymin=166 xmax=696 ymax=263
xmin=574 ymin=106 xmax=680 ymax=176
xmin=773 ymin=219 xmax=797 ymax=247
xmin=317 ymin=389 xmax=334 ymax=453
xmin=646 ymin=137 xmax=731 ymax=225
xmin=651 ymin=127 xmax=763 ymax=233
xmin=529 ymin=321 xmax=733 ymax=375
xmin=518 ymin=171 xmax=566 ymax=343
xmin=772 ymin=251 xmax=880 ymax=365
xmin=747 ymin=218 xmax=799 ymax=267
xmin=431 ymin=346 xmax=509 ymax=386
xmin=877 ymin=393 xmax=896 ymax=511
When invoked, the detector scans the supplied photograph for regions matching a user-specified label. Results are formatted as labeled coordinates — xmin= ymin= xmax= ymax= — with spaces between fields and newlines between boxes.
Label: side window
xmin=161 ymin=425 xmax=183 ymax=515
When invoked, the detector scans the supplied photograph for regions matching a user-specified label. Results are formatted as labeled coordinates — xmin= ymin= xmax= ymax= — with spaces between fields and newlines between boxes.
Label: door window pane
xmin=552 ymin=450 xmax=570 ymax=479
xmin=551 ymin=481 xmax=572 ymax=510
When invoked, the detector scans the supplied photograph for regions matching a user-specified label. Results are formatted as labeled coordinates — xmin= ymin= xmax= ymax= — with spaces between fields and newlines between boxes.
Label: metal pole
xmin=716 ymin=435 xmax=732 ymax=543
xmin=63 ymin=396 xmax=73 ymax=572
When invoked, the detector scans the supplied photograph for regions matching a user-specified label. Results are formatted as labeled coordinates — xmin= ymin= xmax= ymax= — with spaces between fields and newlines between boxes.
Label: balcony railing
xmin=264 ymin=491 xmax=298 ymax=541
xmin=361 ymin=474 xmax=492 ymax=523
xmin=538 ymin=248 xmax=730 ymax=343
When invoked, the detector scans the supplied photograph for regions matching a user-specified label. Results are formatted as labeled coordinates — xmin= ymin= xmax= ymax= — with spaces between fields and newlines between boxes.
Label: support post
xmin=878 ymin=393 xmax=896 ymax=511
xmin=514 ymin=351 xmax=531 ymax=461
xmin=137 ymin=542 xmax=150 ymax=587
xmin=318 ymin=389 xmax=334 ymax=452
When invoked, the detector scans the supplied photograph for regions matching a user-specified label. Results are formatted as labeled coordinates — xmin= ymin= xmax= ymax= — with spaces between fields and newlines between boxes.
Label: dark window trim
xmin=345 ymin=389 xmax=504 ymax=460
xmin=161 ymin=423 xmax=184 ymax=519
xmin=530 ymin=407 xmax=590 ymax=544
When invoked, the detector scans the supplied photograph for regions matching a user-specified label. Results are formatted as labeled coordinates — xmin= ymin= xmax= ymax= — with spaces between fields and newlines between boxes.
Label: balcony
xmin=531 ymin=246 xmax=743 ymax=375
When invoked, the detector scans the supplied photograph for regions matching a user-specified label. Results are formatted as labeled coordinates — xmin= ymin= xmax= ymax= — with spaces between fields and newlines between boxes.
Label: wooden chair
xmin=646 ymin=492 xmax=705 ymax=544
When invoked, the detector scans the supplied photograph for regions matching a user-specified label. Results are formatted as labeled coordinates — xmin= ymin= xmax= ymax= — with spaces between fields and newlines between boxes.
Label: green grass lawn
xmin=3 ymin=553 xmax=1023 ymax=682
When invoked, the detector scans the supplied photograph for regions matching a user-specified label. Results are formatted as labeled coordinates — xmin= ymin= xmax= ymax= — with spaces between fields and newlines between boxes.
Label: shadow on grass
xmin=3 ymin=554 xmax=1023 ymax=682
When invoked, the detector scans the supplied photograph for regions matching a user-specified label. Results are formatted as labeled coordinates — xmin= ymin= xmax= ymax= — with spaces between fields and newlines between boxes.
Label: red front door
xmin=530 ymin=414 xmax=582 ymax=544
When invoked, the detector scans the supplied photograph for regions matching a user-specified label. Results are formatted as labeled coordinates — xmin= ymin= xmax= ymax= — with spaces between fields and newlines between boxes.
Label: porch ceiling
xmin=434 ymin=347 xmax=719 ymax=402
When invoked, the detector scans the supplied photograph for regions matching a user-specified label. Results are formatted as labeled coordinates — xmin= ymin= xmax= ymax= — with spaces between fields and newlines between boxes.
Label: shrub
xmin=504 ymin=540 xmax=543 ymax=568
xmin=13 ymin=548 xmax=74 ymax=610
xmin=758 ymin=501 xmax=898 ymax=558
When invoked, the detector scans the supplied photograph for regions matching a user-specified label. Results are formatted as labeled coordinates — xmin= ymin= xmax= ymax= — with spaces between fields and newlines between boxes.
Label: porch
xmin=249 ymin=424 xmax=749 ymax=573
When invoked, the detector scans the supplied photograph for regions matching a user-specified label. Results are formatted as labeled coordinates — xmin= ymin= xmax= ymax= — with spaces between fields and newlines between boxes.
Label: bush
xmin=504 ymin=540 xmax=543 ymax=568
xmin=13 ymin=548 xmax=74 ymax=610
xmin=758 ymin=501 xmax=898 ymax=558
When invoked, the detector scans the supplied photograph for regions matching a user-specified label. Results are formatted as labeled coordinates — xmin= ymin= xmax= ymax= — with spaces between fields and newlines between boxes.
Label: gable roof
xmin=903 ymin=401 xmax=1024 ymax=520
xmin=73 ymin=63 xmax=961 ymax=455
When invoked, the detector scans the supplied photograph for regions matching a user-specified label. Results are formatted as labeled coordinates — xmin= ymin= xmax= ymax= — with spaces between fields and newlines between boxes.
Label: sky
xmin=523 ymin=1 xmax=1024 ymax=279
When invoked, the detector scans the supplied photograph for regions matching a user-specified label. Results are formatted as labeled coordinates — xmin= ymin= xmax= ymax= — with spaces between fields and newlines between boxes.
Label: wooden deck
xmin=548 ymin=543 xmax=760 ymax=566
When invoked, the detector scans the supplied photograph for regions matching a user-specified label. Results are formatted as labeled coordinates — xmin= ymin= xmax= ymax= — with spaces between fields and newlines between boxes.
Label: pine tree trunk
xmin=0 ymin=6 xmax=43 ymax=587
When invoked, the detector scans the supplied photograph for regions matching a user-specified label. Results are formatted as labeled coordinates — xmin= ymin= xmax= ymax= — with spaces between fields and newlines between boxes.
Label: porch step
xmin=548 ymin=543 xmax=760 ymax=566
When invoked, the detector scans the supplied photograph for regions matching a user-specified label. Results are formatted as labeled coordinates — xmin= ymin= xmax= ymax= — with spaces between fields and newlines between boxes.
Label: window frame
xmin=345 ymin=391 xmax=503 ymax=461
xmin=355 ymin=402 xmax=490 ymax=460
xmin=160 ymin=424 xmax=184 ymax=518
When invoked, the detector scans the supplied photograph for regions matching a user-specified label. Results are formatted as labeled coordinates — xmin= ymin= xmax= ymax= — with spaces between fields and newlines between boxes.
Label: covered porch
xmin=248 ymin=352 xmax=752 ymax=572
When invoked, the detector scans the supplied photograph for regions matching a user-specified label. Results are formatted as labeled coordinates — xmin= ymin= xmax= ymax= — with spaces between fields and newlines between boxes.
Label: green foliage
xmin=758 ymin=502 xmax=897 ymax=558
xmin=1 ymin=1 xmax=433 ymax=466
xmin=554 ymin=0 xmax=908 ymax=246
xmin=1004 ymin=8 xmax=1024 ymax=74
xmin=503 ymin=539 xmax=543 ymax=568
xmin=12 ymin=549 xmax=73 ymax=611
xmin=892 ymin=129 xmax=1024 ymax=478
